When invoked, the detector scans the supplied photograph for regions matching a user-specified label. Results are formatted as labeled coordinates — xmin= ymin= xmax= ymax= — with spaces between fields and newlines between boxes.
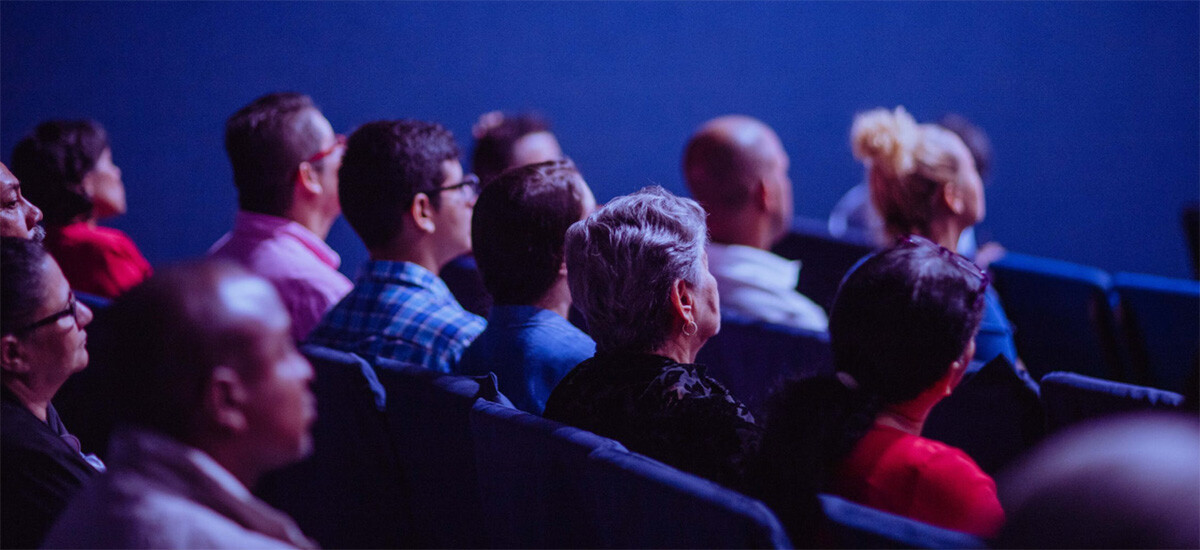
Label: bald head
xmin=683 ymin=115 xmax=793 ymax=247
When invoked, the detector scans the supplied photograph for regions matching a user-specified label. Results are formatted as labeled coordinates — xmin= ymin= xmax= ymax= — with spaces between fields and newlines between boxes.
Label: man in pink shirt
xmin=209 ymin=93 xmax=352 ymax=341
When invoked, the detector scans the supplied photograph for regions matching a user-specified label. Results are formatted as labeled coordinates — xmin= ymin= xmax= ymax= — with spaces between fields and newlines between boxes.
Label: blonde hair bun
xmin=851 ymin=106 xmax=920 ymax=179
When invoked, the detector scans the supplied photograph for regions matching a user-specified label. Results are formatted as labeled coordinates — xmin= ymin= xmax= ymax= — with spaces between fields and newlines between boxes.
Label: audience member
xmin=831 ymin=112 xmax=1004 ymax=266
xmin=11 ymin=119 xmax=151 ymax=298
xmin=307 ymin=120 xmax=485 ymax=372
xmin=754 ymin=236 xmax=1003 ymax=539
xmin=996 ymin=413 xmax=1199 ymax=548
xmin=544 ymin=186 xmax=760 ymax=488
xmin=43 ymin=260 xmax=317 ymax=549
xmin=208 ymin=92 xmax=353 ymax=341
xmin=457 ymin=159 xmax=596 ymax=414
xmin=1 ymin=237 xmax=102 ymax=549
xmin=443 ymin=111 xmax=565 ymax=317
xmin=683 ymin=115 xmax=828 ymax=332
xmin=0 ymin=162 xmax=45 ymax=241
xmin=850 ymin=106 xmax=1019 ymax=368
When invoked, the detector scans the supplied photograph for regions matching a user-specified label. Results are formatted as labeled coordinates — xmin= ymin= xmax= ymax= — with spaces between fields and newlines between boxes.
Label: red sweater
xmin=46 ymin=222 xmax=152 ymax=299
xmin=831 ymin=425 xmax=1005 ymax=537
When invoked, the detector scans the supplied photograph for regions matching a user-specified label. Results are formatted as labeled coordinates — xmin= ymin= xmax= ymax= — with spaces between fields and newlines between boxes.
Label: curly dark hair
xmin=10 ymin=119 xmax=110 ymax=226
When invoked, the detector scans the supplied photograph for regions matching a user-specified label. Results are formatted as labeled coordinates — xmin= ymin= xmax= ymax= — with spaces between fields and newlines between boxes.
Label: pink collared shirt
xmin=208 ymin=211 xmax=353 ymax=341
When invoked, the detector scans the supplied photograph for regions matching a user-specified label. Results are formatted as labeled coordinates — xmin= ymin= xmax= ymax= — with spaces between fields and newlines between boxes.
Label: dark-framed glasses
xmin=306 ymin=134 xmax=347 ymax=165
xmin=432 ymin=173 xmax=481 ymax=197
xmin=11 ymin=292 xmax=79 ymax=334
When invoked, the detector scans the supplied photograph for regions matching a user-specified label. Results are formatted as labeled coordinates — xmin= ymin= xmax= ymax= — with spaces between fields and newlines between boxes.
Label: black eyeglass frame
xmin=429 ymin=173 xmax=480 ymax=197
xmin=9 ymin=292 xmax=79 ymax=335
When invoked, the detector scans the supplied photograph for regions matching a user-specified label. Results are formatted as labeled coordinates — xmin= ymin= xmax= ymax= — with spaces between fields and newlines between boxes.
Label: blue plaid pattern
xmin=306 ymin=260 xmax=486 ymax=372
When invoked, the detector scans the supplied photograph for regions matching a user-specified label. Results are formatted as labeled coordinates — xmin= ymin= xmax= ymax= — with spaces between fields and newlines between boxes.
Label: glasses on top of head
xmin=306 ymin=134 xmax=346 ymax=165
xmin=431 ymin=173 xmax=481 ymax=197
xmin=11 ymin=292 xmax=79 ymax=334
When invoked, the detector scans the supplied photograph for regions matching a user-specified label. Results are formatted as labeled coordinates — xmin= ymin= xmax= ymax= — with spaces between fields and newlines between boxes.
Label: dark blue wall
xmin=3 ymin=2 xmax=1196 ymax=278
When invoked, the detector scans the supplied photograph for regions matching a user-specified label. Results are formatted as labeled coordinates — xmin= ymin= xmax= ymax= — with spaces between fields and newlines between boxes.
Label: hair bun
xmin=851 ymin=106 xmax=920 ymax=179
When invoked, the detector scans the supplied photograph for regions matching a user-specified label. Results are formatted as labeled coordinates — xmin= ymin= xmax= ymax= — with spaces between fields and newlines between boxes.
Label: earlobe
xmin=411 ymin=193 xmax=436 ymax=234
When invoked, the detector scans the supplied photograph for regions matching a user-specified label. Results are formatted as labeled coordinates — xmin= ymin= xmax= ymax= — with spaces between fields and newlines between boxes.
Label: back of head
xmin=565 ymin=185 xmax=707 ymax=353
xmin=10 ymin=119 xmax=109 ymax=226
xmin=102 ymin=260 xmax=269 ymax=441
xmin=997 ymin=413 xmax=1200 ymax=548
xmin=851 ymin=106 xmax=964 ymax=239
xmin=682 ymin=115 xmax=776 ymax=214
xmin=471 ymin=112 xmax=554 ymax=184
xmin=0 ymin=237 xmax=50 ymax=336
xmin=473 ymin=159 xmax=589 ymax=305
xmin=224 ymin=92 xmax=322 ymax=217
xmin=338 ymin=119 xmax=459 ymax=251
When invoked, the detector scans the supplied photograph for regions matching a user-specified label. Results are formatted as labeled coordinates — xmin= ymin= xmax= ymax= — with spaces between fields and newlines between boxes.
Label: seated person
xmin=755 ymin=236 xmax=1004 ymax=539
xmin=11 ymin=119 xmax=151 ymax=298
xmin=43 ymin=260 xmax=317 ymax=549
xmin=457 ymin=160 xmax=596 ymax=414
xmin=850 ymin=106 xmax=1018 ymax=368
xmin=1 ymin=237 xmax=102 ymax=549
xmin=443 ymin=111 xmax=565 ymax=317
xmin=209 ymin=92 xmax=353 ymax=341
xmin=683 ymin=115 xmax=827 ymax=332
xmin=0 ymin=162 xmax=46 ymax=241
xmin=307 ymin=120 xmax=485 ymax=372
xmin=544 ymin=186 xmax=760 ymax=488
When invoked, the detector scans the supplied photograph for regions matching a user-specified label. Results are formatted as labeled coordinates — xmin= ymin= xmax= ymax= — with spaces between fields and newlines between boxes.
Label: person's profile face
xmin=305 ymin=110 xmax=344 ymax=219
xmin=10 ymin=256 xmax=94 ymax=393
xmin=84 ymin=148 xmax=127 ymax=219
xmin=0 ymin=164 xmax=44 ymax=240
xmin=692 ymin=250 xmax=721 ymax=341
xmin=430 ymin=159 xmax=476 ymax=261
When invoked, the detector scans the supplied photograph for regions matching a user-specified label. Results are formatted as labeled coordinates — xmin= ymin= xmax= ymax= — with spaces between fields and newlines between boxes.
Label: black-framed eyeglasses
xmin=431 ymin=173 xmax=480 ymax=197
xmin=11 ymin=292 xmax=78 ymax=334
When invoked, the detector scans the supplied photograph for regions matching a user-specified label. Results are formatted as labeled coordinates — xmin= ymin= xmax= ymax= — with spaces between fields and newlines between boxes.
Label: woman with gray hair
xmin=543 ymin=186 xmax=760 ymax=488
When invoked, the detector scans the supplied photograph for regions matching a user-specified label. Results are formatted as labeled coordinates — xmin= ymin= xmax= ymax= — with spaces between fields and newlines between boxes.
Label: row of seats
xmin=771 ymin=218 xmax=1200 ymax=393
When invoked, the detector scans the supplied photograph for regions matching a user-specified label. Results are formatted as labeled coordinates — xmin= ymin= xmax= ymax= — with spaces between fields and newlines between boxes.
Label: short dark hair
xmin=10 ymin=119 xmax=109 ymax=226
xmin=0 ymin=237 xmax=51 ymax=335
xmin=100 ymin=260 xmax=269 ymax=440
xmin=471 ymin=113 xmax=552 ymax=184
xmin=338 ymin=120 xmax=459 ymax=250
xmin=473 ymin=159 xmax=588 ymax=305
xmin=224 ymin=92 xmax=324 ymax=217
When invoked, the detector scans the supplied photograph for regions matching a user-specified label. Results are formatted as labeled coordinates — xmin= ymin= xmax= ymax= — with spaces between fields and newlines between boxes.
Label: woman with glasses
xmin=753 ymin=237 xmax=1004 ymax=542
xmin=0 ymin=237 xmax=104 ymax=548
xmin=847 ymin=106 xmax=1018 ymax=369
xmin=11 ymin=119 xmax=151 ymax=299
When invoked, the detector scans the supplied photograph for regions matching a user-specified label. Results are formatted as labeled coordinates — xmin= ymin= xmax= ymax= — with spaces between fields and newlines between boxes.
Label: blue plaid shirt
xmin=306 ymin=260 xmax=486 ymax=372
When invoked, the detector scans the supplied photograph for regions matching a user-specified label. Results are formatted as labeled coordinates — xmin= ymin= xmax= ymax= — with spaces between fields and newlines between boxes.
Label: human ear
xmin=670 ymin=279 xmax=696 ymax=327
xmin=0 ymin=335 xmax=28 ymax=375
xmin=942 ymin=180 xmax=965 ymax=215
xmin=295 ymin=162 xmax=323 ymax=196
xmin=205 ymin=366 xmax=249 ymax=433
xmin=411 ymin=193 xmax=436 ymax=234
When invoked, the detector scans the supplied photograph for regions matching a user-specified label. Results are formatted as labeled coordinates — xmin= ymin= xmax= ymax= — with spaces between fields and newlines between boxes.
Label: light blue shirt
xmin=456 ymin=305 xmax=595 ymax=415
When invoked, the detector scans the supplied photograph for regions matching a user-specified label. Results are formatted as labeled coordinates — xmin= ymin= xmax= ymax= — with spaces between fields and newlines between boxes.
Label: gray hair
xmin=565 ymin=186 xmax=708 ymax=353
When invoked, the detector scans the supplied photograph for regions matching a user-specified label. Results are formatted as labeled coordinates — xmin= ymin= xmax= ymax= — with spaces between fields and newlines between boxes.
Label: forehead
xmin=0 ymin=165 xmax=17 ymax=188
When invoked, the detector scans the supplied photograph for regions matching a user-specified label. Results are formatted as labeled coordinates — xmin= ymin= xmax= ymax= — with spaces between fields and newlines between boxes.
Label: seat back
xmin=375 ymin=359 xmax=493 ymax=548
xmin=74 ymin=290 xmax=111 ymax=311
xmin=697 ymin=313 xmax=833 ymax=418
xmin=255 ymin=345 xmax=404 ymax=548
xmin=925 ymin=356 xmax=1044 ymax=475
xmin=1113 ymin=272 xmax=1200 ymax=394
xmin=470 ymin=400 xmax=626 ymax=547
xmin=1183 ymin=202 xmax=1199 ymax=279
xmin=771 ymin=217 xmax=876 ymax=313
xmin=585 ymin=448 xmax=791 ymax=549
xmin=818 ymin=494 xmax=985 ymax=549
xmin=1040 ymin=371 xmax=1185 ymax=433
xmin=988 ymin=252 xmax=1123 ymax=380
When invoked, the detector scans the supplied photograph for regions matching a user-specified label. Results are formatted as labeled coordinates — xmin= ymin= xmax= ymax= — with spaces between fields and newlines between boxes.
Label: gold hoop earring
xmin=683 ymin=320 xmax=698 ymax=337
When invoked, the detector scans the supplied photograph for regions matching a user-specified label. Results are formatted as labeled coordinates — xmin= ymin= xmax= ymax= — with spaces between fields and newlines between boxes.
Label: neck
xmin=194 ymin=438 xmax=264 ymax=490
xmin=926 ymin=218 xmax=965 ymax=253
xmin=369 ymin=239 xmax=443 ymax=274
xmin=651 ymin=334 xmax=699 ymax=365
xmin=708 ymin=210 xmax=774 ymax=250
xmin=3 ymin=380 xmax=49 ymax=422
xmin=875 ymin=384 xmax=948 ymax=436
xmin=531 ymin=277 xmax=572 ymax=319
xmin=285 ymin=206 xmax=335 ymax=240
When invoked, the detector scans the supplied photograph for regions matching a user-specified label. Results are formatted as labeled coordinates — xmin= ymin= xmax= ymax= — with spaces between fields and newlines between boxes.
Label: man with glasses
xmin=306 ymin=120 xmax=485 ymax=373
xmin=209 ymin=92 xmax=352 ymax=341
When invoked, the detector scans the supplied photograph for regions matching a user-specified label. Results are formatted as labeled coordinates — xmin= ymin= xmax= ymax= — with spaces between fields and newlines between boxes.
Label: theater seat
xmin=374 ymin=359 xmax=506 ymax=548
xmin=988 ymin=252 xmax=1123 ymax=381
xmin=470 ymin=400 xmax=625 ymax=548
xmin=771 ymin=217 xmax=876 ymax=313
xmin=696 ymin=313 xmax=833 ymax=418
xmin=818 ymin=494 xmax=986 ymax=549
xmin=584 ymin=448 xmax=791 ymax=549
xmin=1113 ymin=271 xmax=1200 ymax=394
xmin=255 ymin=345 xmax=403 ymax=549
xmin=1040 ymin=371 xmax=1185 ymax=434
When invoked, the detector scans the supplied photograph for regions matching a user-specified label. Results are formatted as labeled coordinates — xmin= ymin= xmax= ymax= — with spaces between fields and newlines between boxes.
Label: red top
xmin=45 ymin=222 xmax=152 ymax=299
xmin=831 ymin=425 xmax=1005 ymax=537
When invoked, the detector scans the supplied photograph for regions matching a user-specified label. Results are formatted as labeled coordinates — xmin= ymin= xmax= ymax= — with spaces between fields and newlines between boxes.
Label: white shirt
xmin=706 ymin=243 xmax=829 ymax=332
